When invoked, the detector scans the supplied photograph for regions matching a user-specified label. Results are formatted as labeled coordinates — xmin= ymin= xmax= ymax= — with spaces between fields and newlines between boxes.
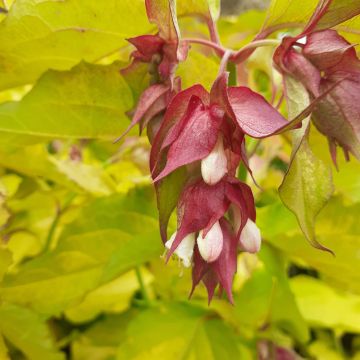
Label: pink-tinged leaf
xmin=312 ymin=74 xmax=360 ymax=160
xmin=150 ymin=85 xmax=210 ymax=175
xmin=284 ymin=49 xmax=321 ymax=97
xmin=190 ymin=246 xmax=209 ymax=295
xmin=213 ymin=218 xmax=238 ymax=304
xmin=210 ymin=72 xmax=234 ymax=119
xmin=128 ymin=35 xmax=164 ymax=61
xmin=202 ymin=270 xmax=219 ymax=304
xmin=280 ymin=76 xmax=334 ymax=255
xmin=227 ymin=87 xmax=293 ymax=138
xmin=153 ymin=98 xmax=223 ymax=182
xmin=116 ymin=84 xmax=169 ymax=142
xmin=145 ymin=0 xmax=179 ymax=42
xmin=166 ymin=180 xmax=229 ymax=261
xmin=303 ymin=30 xmax=355 ymax=70
xmin=274 ymin=346 xmax=298 ymax=360
xmin=225 ymin=179 xmax=256 ymax=238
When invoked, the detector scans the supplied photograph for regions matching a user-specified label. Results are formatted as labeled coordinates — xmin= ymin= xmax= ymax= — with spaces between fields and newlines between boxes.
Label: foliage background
xmin=0 ymin=0 xmax=360 ymax=359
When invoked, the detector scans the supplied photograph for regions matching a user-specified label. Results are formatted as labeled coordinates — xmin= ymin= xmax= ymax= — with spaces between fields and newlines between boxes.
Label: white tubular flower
xmin=165 ymin=232 xmax=195 ymax=268
xmin=197 ymin=221 xmax=223 ymax=263
xmin=201 ymin=135 xmax=227 ymax=185
xmin=239 ymin=219 xmax=261 ymax=254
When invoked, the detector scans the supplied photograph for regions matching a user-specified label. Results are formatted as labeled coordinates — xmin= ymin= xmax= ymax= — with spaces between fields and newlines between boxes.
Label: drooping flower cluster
xmin=146 ymin=71 xmax=299 ymax=302
xmin=119 ymin=0 xmax=187 ymax=142
xmin=274 ymin=8 xmax=360 ymax=164
xmin=119 ymin=0 xmax=360 ymax=303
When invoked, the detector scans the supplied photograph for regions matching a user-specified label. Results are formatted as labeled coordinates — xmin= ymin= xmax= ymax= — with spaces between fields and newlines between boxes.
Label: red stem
xmin=183 ymin=38 xmax=227 ymax=56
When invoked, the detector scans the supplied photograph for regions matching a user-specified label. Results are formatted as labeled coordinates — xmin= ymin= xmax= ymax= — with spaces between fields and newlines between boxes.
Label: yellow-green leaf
xmin=0 ymin=62 xmax=133 ymax=141
xmin=0 ymin=0 xmax=151 ymax=90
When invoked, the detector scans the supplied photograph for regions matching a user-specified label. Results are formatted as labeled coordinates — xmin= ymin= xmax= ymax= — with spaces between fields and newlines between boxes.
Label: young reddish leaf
xmin=303 ymin=30 xmax=355 ymax=70
xmin=153 ymin=97 xmax=223 ymax=182
xmin=312 ymin=74 xmax=360 ymax=161
xmin=166 ymin=180 xmax=229 ymax=261
xmin=283 ymin=49 xmax=321 ymax=97
xmin=150 ymin=85 xmax=210 ymax=175
xmin=127 ymin=35 xmax=165 ymax=61
xmin=119 ymin=84 xmax=169 ymax=140
xmin=227 ymin=87 xmax=292 ymax=138
xmin=213 ymin=218 xmax=238 ymax=303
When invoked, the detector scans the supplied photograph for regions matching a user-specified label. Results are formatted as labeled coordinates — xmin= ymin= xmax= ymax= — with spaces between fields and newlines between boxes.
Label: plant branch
xmin=183 ymin=38 xmax=227 ymax=56
xmin=230 ymin=39 xmax=281 ymax=63
xmin=135 ymin=266 xmax=151 ymax=305
xmin=183 ymin=38 xmax=281 ymax=65
xmin=43 ymin=193 xmax=76 ymax=253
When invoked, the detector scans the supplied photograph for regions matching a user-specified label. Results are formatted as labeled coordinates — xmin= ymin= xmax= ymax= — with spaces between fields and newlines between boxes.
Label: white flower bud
xmin=165 ymin=232 xmax=195 ymax=268
xmin=239 ymin=219 xmax=261 ymax=254
xmin=201 ymin=135 xmax=227 ymax=185
xmin=197 ymin=221 xmax=223 ymax=263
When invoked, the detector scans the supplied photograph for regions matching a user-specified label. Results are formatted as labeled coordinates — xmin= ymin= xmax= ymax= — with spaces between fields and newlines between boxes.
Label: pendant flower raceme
xmin=119 ymin=0 xmax=187 ymax=142
xmin=149 ymin=71 xmax=299 ymax=302
xmin=274 ymin=9 xmax=360 ymax=164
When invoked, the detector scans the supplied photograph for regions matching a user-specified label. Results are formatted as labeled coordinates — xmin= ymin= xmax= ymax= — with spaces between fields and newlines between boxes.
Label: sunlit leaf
xmin=0 ymin=62 xmax=133 ymax=141
xmin=0 ymin=248 xmax=12 ymax=281
xmin=178 ymin=0 xmax=221 ymax=21
xmin=233 ymin=245 xmax=309 ymax=343
xmin=0 ymin=0 xmax=151 ymax=90
xmin=176 ymin=51 xmax=219 ymax=90
xmin=291 ymin=276 xmax=360 ymax=333
xmin=0 ymin=191 xmax=162 ymax=315
xmin=116 ymin=303 xmax=241 ymax=359
xmin=279 ymin=76 xmax=333 ymax=251
xmin=260 ymin=196 xmax=360 ymax=293
xmin=65 ymin=269 xmax=153 ymax=323
xmin=0 ymin=303 xmax=64 ymax=360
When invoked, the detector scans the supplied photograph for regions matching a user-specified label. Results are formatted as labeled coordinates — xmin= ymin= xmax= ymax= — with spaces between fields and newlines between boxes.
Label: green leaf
xmin=263 ymin=0 xmax=318 ymax=30
xmin=0 ymin=191 xmax=162 ymax=316
xmin=0 ymin=303 xmax=64 ymax=360
xmin=0 ymin=62 xmax=133 ymax=141
xmin=0 ymin=248 xmax=12 ymax=281
xmin=176 ymin=51 xmax=219 ymax=90
xmin=233 ymin=245 xmax=309 ymax=343
xmin=263 ymin=0 xmax=360 ymax=35
xmin=116 ymin=303 xmax=241 ymax=359
xmin=72 ymin=311 xmax=135 ymax=360
xmin=0 ymin=0 xmax=151 ymax=90
xmin=0 ymin=144 xmax=81 ymax=190
xmin=260 ymin=196 xmax=360 ymax=293
xmin=49 ymin=157 xmax=117 ymax=196
xmin=178 ymin=0 xmax=221 ymax=21
xmin=65 ymin=269 xmax=153 ymax=323
xmin=0 ymin=334 xmax=9 ymax=360
xmin=291 ymin=276 xmax=360 ymax=333
xmin=314 ymin=0 xmax=360 ymax=30
xmin=279 ymin=76 xmax=333 ymax=251
xmin=308 ymin=341 xmax=343 ymax=360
